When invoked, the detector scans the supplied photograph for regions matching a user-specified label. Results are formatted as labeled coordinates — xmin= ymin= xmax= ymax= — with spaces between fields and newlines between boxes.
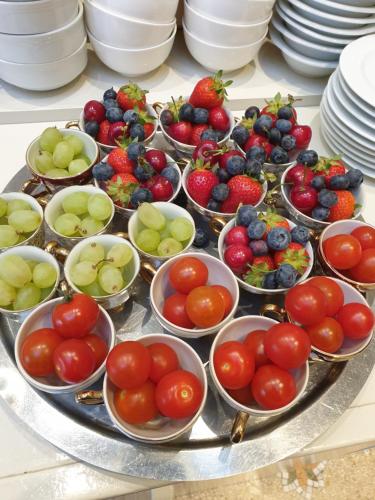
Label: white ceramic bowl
xmin=304 ymin=0 xmax=375 ymax=17
xmin=103 ymin=333 xmax=208 ymax=443
xmin=188 ymin=0 xmax=275 ymax=24
xmin=15 ymin=297 xmax=115 ymax=394
xmin=85 ymin=0 xmax=176 ymax=49
xmin=183 ymin=22 xmax=267 ymax=73
xmin=0 ymin=0 xmax=78 ymax=35
xmin=0 ymin=37 xmax=87 ymax=91
xmin=87 ymin=25 xmax=177 ymax=77
xmin=184 ymin=0 xmax=271 ymax=46
xmin=150 ymin=252 xmax=240 ymax=338
xmin=93 ymin=0 xmax=179 ymax=23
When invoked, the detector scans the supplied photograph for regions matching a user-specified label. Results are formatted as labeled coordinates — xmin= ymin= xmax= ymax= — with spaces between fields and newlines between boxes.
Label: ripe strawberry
xmin=189 ymin=71 xmax=232 ymax=109
xmin=219 ymin=150 xmax=243 ymax=169
xmin=97 ymin=119 xmax=111 ymax=145
xmin=168 ymin=121 xmax=192 ymax=144
xmin=221 ymin=175 xmax=263 ymax=213
xmin=260 ymin=92 xmax=297 ymax=126
xmin=143 ymin=122 xmax=155 ymax=139
xmin=313 ymin=156 xmax=346 ymax=185
xmin=191 ymin=124 xmax=209 ymax=146
xmin=253 ymin=256 xmax=275 ymax=270
xmin=145 ymin=175 xmax=173 ymax=201
xmin=208 ymin=106 xmax=230 ymax=131
xmin=290 ymin=125 xmax=312 ymax=149
xmin=243 ymin=261 xmax=270 ymax=287
xmin=107 ymin=148 xmax=135 ymax=174
xmin=328 ymin=190 xmax=356 ymax=222
xmin=106 ymin=173 xmax=139 ymax=208
xmin=186 ymin=165 xmax=219 ymax=208
xmin=259 ymin=209 xmax=290 ymax=236
xmin=117 ymin=83 xmax=147 ymax=111
xmin=274 ymin=242 xmax=309 ymax=274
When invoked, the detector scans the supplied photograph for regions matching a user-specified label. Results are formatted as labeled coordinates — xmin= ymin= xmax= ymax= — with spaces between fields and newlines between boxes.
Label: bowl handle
xmin=75 ymin=390 xmax=104 ymax=405
xmin=140 ymin=261 xmax=157 ymax=284
xmin=65 ymin=120 xmax=80 ymax=129
xmin=260 ymin=303 xmax=287 ymax=323
xmin=44 ymin=241 xmax=70 ymax=263
xmin=22 ymin=179 xmax=51 ymax=198
xmin=209 ymin=216 xmax=227 ymax=236
xmin=231 ymin=411 xmax=250 ymax=444
xmin=112 ymin=231 xmax=129 ymax=240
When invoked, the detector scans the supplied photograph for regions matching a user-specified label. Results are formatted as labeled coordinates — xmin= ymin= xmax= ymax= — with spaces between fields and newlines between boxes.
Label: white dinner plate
xmin=337 ymin=67 xmax=375 ymax=116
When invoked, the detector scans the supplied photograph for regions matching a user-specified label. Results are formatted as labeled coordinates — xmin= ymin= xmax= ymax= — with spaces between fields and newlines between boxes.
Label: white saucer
xmin=334 ymin=70 xmax=374 ymax=122
xmin=337 ymin=67 xmax=375 ymax=116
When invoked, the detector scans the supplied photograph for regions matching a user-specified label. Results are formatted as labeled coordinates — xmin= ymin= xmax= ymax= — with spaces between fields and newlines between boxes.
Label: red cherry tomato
xmin=243 ymin=330 xmax=269 ymax=368
xmin=264 ymin=323 xmax=311 ymax=370
xmin=83 ymin=334 xmax=108 ymax=369
xmin=186 ymin=286 xmax=225 ymax=328
xmin=308 ymin=276 xmax=344 ymax=317
xmin=285 ymin=284 xmax=326 ymax=326
xmin=53 ymin=339 xmax=96 ymax=383
xmin=323 ymin=235 xmax=362 ymax=270
xmin=251 ymin=364 xmax=297 ymax=410
xmin=213 ymin=341 xmax=255 ymax=390
xmin=351 ymin=226 xmax=375 ymax=250
xmin=306 ymin=317 xmax=344 ymax=353
xmin=163 ymin=293 xmax=194 ymax=329
xmin=21 ymin=328 xmax=63 ymax=377
xmin=210 ymin=285 xmax=233 ymax=317
xmin=349 ymin=248 xmax=375 ymax=283
xmin=169 ymin=257 xmax=208 ymax=294
xmin=228 ymin=385 xmax=253 ymax=406
xmin=106 ymin=341 xmax=151 ymax=389
xmin=336 ymin=303 xmax=374 ymax=340
xmin=52 ymin=294 xmax=100 ymax=338
xmin=148 ymin=342 xmax=179 ymax=383
xmin=114 ymin=380 xmax=158 ymax=425
xmin=155 ymin=369 xmax=204 ymax=419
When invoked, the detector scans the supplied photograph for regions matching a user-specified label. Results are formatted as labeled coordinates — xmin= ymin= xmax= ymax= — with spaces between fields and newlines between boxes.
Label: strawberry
xmin=191 ymin=124 xmax=209 ymax=146
xmin=253 ymin=256 xmax=275 ymax=270
xmin=208 ymin=106 xmax=230 ymax=131
xmin=243 ymin=262 xmax=270 ymax=287
xmin=274 ymin=242 xmax=309 ymax=274
xmin=221 ymin=175 xmax=263 ymax=213
xmin=107 ymin=148 xmax=135 ymax=174
xmin=219 ymin=150 xmax=243 ymax=169
xmin=186 ymin=163 xmax=219 ymax=208
xmin=117 ymin=83 xmax=147 ymax=111
xmin=97 ymin=119 xmax=111 ymax=145
xmin=106 ymin=173 xmax=139 ymax=208
xmin=290 ymin=125 xmax=312 ymax=149
xmin=313 ymin=156 xmax=346 ymax=185
xmin=260 ymin=92 xmax=297 ymax=126
xmin=189 ymin=71 xmax=233 ymax=109
xmin=259 ymin=209 xmax=290 ymax=236
xmin=328 ymin=190 xmax=356 ymax=222
xmin=168 ymin=121 xmax=192 ymax=144
xmin=144 ymin=122 xmax=155 ymax=139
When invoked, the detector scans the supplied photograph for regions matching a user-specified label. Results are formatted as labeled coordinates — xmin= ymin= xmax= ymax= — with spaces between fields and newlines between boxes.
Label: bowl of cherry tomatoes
xmin=15 ymin=294 xmax=115 ymax=394
xmin=150 ymin=253 xmax=239 ymax=338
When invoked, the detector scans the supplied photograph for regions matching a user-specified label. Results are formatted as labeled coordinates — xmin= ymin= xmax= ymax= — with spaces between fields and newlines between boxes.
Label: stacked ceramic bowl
xmin=85 ymin=0 xmax=178 ymax=76
xmin=270 ymin=0 xmax=375 ymax=78
xmin=320 ymin=34 xmax=375 ymax=179
xmin=0 ymin=0 xmax=87 ymax=91
xmin=183 ymin=0 xmax=275 ymax=72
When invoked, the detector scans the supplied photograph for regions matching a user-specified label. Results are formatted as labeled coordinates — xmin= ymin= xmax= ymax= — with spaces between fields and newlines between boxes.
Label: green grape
xmin=62 ymin=191 xmax=89 ymax=215
xmin=0 ymin=217 xmax=7 ymax=225
xmin=87 ymin=194 xmax=112 ymax=221
xmin=107 ymin=244 xmax=133 ymax=268
xmin=159 ymin=222 xmax=172 ymax=240
xmin=79 ymin=242 xmax=105 ymax=265
xmin=79 ymin=216 xmax=104 ymax=236
xmin=53 ymin=141 xmax=74 ymax=169
xmin=8 ymin=210 xmax=41 ymax=234
xmin=170 ymin=217 xmax=194 ymax=242
xmin=98 ymin=264 xmax=124 ymax=294
xmin=17 ymin=235 xmax=27 ymax=243
xmin=138 ymin=203 xmax=166 ymax=231
xmin=33 ymin=262 xmax=57 ymax=288
xmin=54 ymin=213 xmax=81 ymax=236
xmin=35 ymin=150 xmax=54 ymax=174
xmin=158 ymin=238 xmax=183 ymax=257
xmin=14 ymin=283 xmax=41 ymax=311
xmin=70 ymin=261 xmax=97 ymax=287
xmin=136 ymin=228 xmax=160 ymax=253
xmin=0 ymin=255 xmax=32 ymax=288
xmin=0 ymin=198 xmax=7 ymax=218
xmin=46 ymin=168 xmax=70 ymax=178
xmin=68 ymin=159 xmax=88 ymax=176
xmin=63 ymin=134 xmax=83 ymax=155
xmin=80 ymin=280 xmax=106 ymax=297
xmin=0 ymin=279 xmax=16 ymax=307
xmin=26 ymin=260 xmax=38 ymax=272
xmin=40 ymin=286 xmax=53 ymax=301
xmin=0 ymin=225 xmax=19 ymax=248
xmin=6 ymin=199 xmax=31 ymax=215
xmin=39 ymin=127 xmax=63 ymax=153
xmin=74 ymin=153 xmax=91 ymax=165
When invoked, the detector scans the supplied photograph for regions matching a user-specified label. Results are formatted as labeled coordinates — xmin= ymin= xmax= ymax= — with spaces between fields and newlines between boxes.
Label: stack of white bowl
xmin=183 ymin=0 xmax=275 ymax=72
xmin=85 ymin=0 xmax=179 ymax=76
xmin=0 ymin=0 xmax=87 ymax=91
xmin=320 ymin=34 xmax=375 ymax=179
xmin=270 ymin=0 xmax=375 ymax=78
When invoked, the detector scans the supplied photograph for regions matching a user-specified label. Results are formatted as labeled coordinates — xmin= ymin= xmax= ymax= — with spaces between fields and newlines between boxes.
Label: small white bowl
xmin=93 ymin=0 xmax=179 ymax=23
xmin=150 ymin=252 xmax=240 ymax=338
xmin=184 ymin=0 xmax=271 ymax=46
xmin=15 ymin=297 xmax=115 ymax=394
xmin=87 ymin=24 xmax=177 ymax=77
xmin=304 ymin=0 xmax=375 ymax=17
xmin=85 ymin=0 xmax=176 ymax=49
xmin=188 ymin=0 xmax=275 ymax=24
xmin=183 ymin=22 xmax=267 ymax=73
xmin=103 ymin=333 xmax=208 ymax=443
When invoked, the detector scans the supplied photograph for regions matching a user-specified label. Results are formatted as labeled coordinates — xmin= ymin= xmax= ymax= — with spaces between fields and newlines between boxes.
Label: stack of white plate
xmin=270 ymin=0 xmax=375 ymax=78
xmin=320 ymin=34 xmax=375 ymax=179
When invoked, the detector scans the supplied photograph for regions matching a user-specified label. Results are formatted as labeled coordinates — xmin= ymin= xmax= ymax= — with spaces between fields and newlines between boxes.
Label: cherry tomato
xmin=83 ymin=334 xmax=108 ymax=369
xmin=211 ymin=285 xmax=233 ymax=317
xmin=114 ymin=380 xmax=158 ymax=425
xmin=336 ymin=303 xmax=374 ymax=340
xmin=228 ymin=385 xmax=253 ymax=406
xmin=21 ymin=328 xmax=63 ymax=377
xmin=186 ymin=286 xmax=225 ymax=328
xmin=308 ymin=276 xmax=344 ymax=317
xmin=306 ymin=317 xmax=344 ymax=353
xmin=163 ymin=293 xmax=194 ymax=329
xmin=106 ymin=341 xmax=151 ymax=389
xmin=243 ymin=330 xmax=269 ymax=368
xmin=52 ymin=294 xmax=100 ymax=338
xmin=285 ymin=284 xmax=326 ymax=326
xmin=155 ymin=369 xmax=204 ymax=419
xmin=214 ymin=341 xmax=255 ymax=390
xmin=264 ymin=323 xmax=311 ymax=370
xmin=251 ymin=364 xmax=297 ymax=410
xmin=169 ymin=257 xmax=208 ymax=294
xmin=349 ymin=248 xmax=375 ymax=283
xmin=351 ymin=226 xmax=375 ymax=250
xmin=323 ymin=235 xmax=362 ymax=270
xmin=53 ymin=339 xmax=96 ymax=383
xmin=148 ymin=342 xmax=179 ymax=383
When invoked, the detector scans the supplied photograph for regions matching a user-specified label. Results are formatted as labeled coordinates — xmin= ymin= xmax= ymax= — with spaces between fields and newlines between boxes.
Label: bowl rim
xmin=289 ymin=0 xmax=375 ymax=23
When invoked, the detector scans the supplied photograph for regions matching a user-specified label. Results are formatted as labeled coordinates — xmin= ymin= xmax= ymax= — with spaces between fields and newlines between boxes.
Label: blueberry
xmin=329 ymin=174 xmax=350 ymax=190
xmin=267 ymin=227 xmax=291 ymax=251
xmin=217 ymin=168 xmax=231 ymax=183
xmin=281 ymin=134 xmax=297 ymax=151
xmin=193 ymin=227 xmax=209 ymax=248
xmin=92 ymin=161 xmax=114 ymax=181
xmin=278 ymin=106 xmax=293 ymax=120
xmin=276 ymin=263 xmax=298 ymax=288
xmin=245 ymin=106 xmax=260 ymax=119
xmin=297 ymin=149 xmax=318 ymax=167
xmin=253 ymin=115 xmax=273 ymax=136
xmin=247 ymin=220 xmax=266 ymax=240
xmin=106 ymin=107 xmax=123 ymax=123
xmin=291 ymin=225 xmax=310 ymax=246
xmin=103 ymin=87 xmax=117 ymax=100
xmin=216 ymin=130 xmax=226 ymax=142
xmin=311 ymin=176 xmax=326 ymax=191
xmin=179 ymin=103 xmax=194 ymax=122
xmin=269 ymin=128 xmax=282 ymax=145
xmin=123 ymin=109 xmax=139 ymax=124
xmin=227 ymin=155 xmax=245 ymax=176
xmin=84 ymin=120 xmax=99 ymax=138
xmin=192 ymin=107 xmax=209 ymax=124
xmin=231 ymin=125 xmax=249 ymax=147
xmin=161 ymin=166 xmax=179 ymax=186
xmin=160 ymin=109 xmax=173 ymax=127
xmin=346 ymin=168 xmax=364 ymax=189
xmin=207 ymin=199 xmax=221 ymax=211
xmin=134 ymin=163 xmax=154 ymax=181
xmin=246 ymin=146 xmax=266 ymax=163
xmin=236 ymin=205 xmax=257 ymax=226
xmin=127 ymin=142 xmax=146 ymax=160
xmin=212 ymin=183 xmax=229 ymax=202
xmin=244 ymin=159 xmax=262 ymax=179
xmin=312 ymin=205 xmax=330 ymax=221
xmin=270 ymin=146 xmax=289 ymax=165
xmin=103 ymin=98 xmax=118 ymax=110
xmin=276 ymin=119 xmax=292 ymax=135
xmin=262 ymin=271 xmax=278 ymax=289
xmin=130 ymin=123 xmax=145 ymax=141
xmin=249 ymin=239 xmax=268 ymax=256
xmin=201 ymin=129 xmax=218 ymax=141
xmin=130 ymin=188 xmax=153 ymax=207
xmin=318 ymin=189 xmax=338 ymax=208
